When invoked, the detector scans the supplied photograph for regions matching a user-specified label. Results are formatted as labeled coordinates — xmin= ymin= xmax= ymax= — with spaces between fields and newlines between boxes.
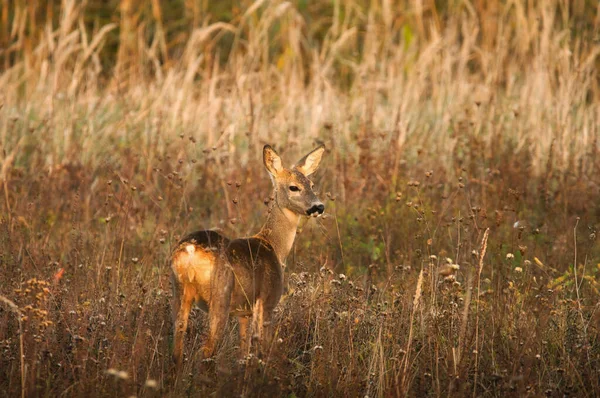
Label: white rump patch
xmin=173 ymin=244 xmax=214 ymax=285
xmin=185 ymin=244 xmax=195 ymax=254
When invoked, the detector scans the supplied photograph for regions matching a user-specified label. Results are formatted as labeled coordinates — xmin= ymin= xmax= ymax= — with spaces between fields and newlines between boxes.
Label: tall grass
xmin=1 ymin=1 xmax=599 ymax=396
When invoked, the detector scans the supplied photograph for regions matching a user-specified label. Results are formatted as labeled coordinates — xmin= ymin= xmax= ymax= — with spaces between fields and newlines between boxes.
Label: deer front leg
xmin=261 ymin=310 xmax=274 ymax=355
xmin=250 ymin=299 xmax=264 ymax=356
xmin=238 ymin=316 xmax=250 ymax=358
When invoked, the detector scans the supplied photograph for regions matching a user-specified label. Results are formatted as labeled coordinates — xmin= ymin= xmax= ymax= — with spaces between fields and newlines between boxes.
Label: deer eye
xmin=289 ymin=185 xmax=301 ymax=192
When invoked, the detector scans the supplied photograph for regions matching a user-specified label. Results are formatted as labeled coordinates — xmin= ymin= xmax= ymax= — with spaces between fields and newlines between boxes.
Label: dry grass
xmin=1 ymin=1 xmax=600 ymax=396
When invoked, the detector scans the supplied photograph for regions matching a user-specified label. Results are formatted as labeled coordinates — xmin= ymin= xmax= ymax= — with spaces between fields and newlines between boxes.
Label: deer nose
xmin=307 ymin=203 xmax=325 ymax=216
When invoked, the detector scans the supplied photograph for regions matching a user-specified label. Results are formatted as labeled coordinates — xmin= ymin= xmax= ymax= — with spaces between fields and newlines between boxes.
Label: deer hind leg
xmin=203 ymin=264 xmax=233 ymax=358
xmin=238 ymin=316 xmax=251 ymax=358
xmin=250 ymin=299 xmax=265 ymax=355
xmin=172 ymin=284 xmax=194 ymax=369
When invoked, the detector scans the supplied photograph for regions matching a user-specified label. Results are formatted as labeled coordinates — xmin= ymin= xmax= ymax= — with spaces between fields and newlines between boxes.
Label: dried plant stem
xmin=573 ymin=218 xmax=580 ymax=305
xmin=0 ymin=136 xmax=24 ymax=227
xmin=400 ymin=269 xmax=423 ymax=393
xmin=572 ymin=218 xmax=588 ymax=333
xmin=0 ymin=295 xmax=25 ymax=398
xmin=456 ymin=274 xmax=472 ymax=370
xmin=473 ymin=228 xmax=489 ymax=397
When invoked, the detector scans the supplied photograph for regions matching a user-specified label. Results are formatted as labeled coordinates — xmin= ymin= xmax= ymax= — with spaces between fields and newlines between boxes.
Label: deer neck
xmin=256 ymin=200 xmax=300 ymax=263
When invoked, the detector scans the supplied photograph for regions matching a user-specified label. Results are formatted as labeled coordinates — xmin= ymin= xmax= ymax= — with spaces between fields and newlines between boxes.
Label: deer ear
xmin=263 ymin=145 xmax=284 ymax=177
xmin=294 ymin=145 xmax=325 ymax=176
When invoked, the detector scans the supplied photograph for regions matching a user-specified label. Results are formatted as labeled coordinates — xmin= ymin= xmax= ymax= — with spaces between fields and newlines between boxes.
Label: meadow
xmin=1 ymin=1 xmax=599 ymax=396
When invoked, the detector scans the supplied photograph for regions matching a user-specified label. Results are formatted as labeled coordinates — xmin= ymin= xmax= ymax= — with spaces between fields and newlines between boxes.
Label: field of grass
xmin=1 ymin=1 xmax=599 ymax=397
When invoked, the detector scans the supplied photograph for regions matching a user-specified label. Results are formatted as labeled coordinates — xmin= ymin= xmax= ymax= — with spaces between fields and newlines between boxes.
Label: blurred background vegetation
xmin=2 ymin=0 xmax=598 ymax=84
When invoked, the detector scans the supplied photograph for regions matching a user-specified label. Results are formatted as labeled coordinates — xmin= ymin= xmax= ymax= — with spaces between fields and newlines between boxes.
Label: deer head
xmin=263 ymin=145 xmax=325 ymax=218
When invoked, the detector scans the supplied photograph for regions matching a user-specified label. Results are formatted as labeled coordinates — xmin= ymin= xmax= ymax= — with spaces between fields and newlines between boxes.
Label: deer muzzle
xmin=306 ymin=203 xmax=325 ymax=216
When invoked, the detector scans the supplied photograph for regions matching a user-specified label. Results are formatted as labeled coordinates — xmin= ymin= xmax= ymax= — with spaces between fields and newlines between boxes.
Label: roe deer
xmin=171 ymin=144 xmax=326 ymax=368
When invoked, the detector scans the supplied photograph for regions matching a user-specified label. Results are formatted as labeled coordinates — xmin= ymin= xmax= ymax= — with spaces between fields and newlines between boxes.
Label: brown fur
xmin=171 ymin=145 xmax=325 ymax=368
